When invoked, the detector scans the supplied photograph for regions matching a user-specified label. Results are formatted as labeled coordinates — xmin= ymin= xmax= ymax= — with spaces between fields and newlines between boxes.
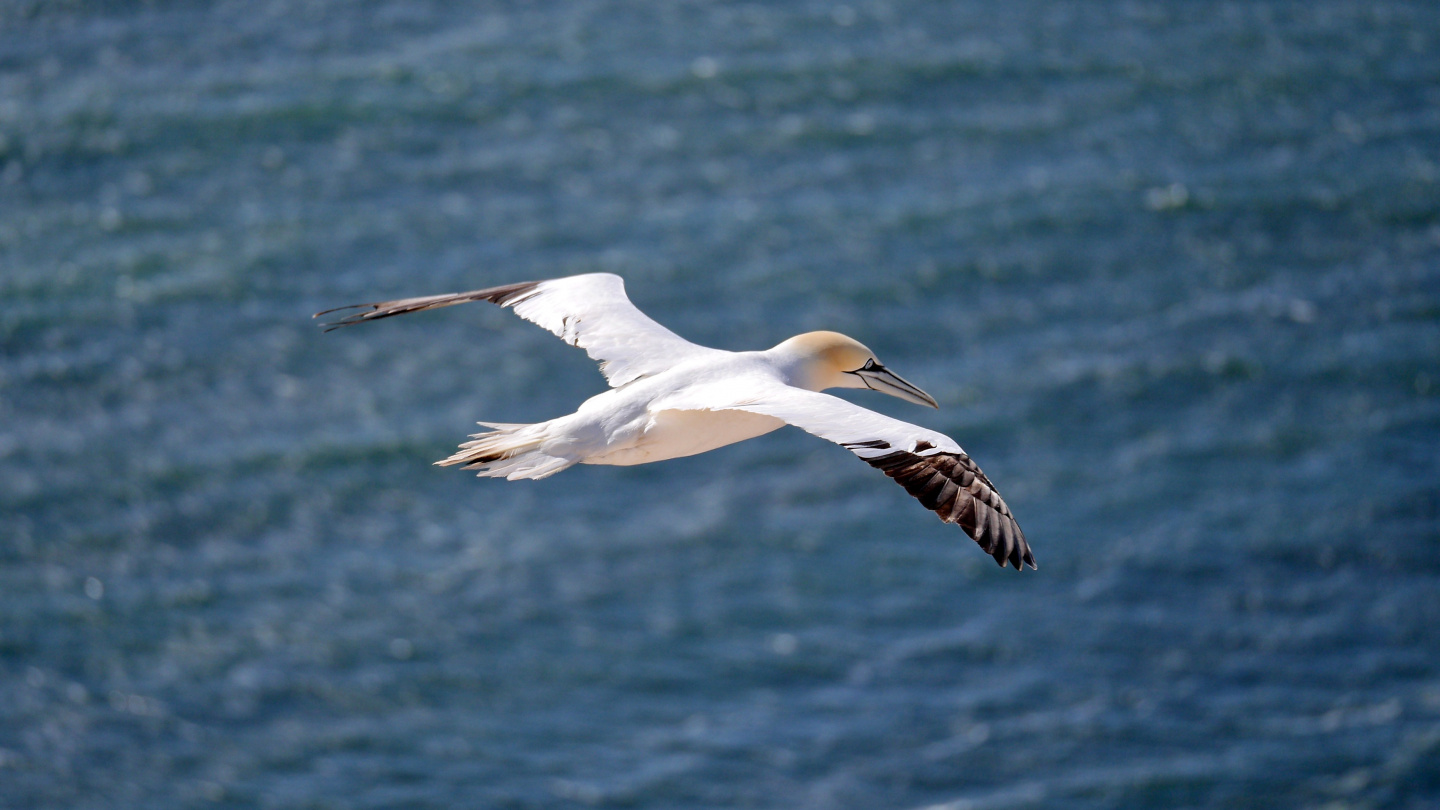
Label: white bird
xmin=317 ymin=273 xmax=1034 ymax=570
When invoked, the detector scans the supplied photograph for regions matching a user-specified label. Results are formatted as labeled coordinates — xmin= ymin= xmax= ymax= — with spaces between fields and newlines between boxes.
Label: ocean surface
xmin=3 ymin=1 xmax=1439 ymax=808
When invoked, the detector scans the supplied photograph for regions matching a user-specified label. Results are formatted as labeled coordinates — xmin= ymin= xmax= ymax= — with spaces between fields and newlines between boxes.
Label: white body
xmin=528 ymin=353 xmax=789 ymax=468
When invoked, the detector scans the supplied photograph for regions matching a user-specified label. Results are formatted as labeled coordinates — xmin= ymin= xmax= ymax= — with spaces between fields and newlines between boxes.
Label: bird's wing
xmin=661 ymin=381 xmax=1034 ymax=570
xmin=315 ymin=273 xmax=715 ymax=387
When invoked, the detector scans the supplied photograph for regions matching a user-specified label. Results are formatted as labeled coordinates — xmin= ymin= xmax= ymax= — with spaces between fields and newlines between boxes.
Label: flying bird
xmin=316 ymin=273 xmax=1034 ymax=570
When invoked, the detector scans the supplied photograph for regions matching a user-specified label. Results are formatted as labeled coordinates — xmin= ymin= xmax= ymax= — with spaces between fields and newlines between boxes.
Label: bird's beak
xmin=854 ymin=364 xmax=940 ymax=408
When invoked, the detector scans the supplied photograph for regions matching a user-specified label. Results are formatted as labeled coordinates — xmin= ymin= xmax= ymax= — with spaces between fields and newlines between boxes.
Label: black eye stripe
xmin=846 ymin=358 xmax=881 ymax=375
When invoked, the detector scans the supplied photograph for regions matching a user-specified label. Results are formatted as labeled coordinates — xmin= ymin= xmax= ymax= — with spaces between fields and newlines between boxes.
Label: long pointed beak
xmin=854 ymin=365 xmax=939 ymax=408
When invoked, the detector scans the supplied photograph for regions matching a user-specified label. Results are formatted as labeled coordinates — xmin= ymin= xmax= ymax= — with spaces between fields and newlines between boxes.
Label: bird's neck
xmin=761 ymin=346 xmax=846 ymax=392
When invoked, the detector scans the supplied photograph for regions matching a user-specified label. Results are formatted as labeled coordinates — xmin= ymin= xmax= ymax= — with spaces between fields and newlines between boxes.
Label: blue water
xmin=3 ymin=2 xmax=1439 ymax=807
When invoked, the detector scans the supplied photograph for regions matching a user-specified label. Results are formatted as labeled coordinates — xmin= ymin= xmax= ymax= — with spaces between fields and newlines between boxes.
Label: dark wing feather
xmin=314 ymin=281 xmax=541 ymax=332
xmin=863 ymin=448 xmax=1035 ymax=570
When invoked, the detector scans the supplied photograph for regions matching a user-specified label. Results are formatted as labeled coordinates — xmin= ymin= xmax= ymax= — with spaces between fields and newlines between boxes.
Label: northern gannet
xmin=317 ymin=273 xmax=1034 ymax=570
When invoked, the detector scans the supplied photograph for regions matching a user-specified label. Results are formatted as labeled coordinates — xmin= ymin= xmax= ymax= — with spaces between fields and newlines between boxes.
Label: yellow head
xmin=771 ymin=331 xmax=938 ymax=408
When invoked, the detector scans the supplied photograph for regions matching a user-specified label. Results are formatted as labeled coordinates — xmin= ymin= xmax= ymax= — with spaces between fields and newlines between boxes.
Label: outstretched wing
xmin=315 ymin=273 xmax=716 ymax=387
xmin=664 ymin=382 xmax=1034 ymax=570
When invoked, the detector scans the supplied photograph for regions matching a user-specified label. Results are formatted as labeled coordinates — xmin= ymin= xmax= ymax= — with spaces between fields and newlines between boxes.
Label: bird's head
xmin=771 ymin=331 xmax=939 ymax=408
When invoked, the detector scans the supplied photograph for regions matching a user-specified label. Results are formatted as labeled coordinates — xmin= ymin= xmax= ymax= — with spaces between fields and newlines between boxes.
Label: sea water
xmin=2 ymin=2 xmax=1438 ymax=807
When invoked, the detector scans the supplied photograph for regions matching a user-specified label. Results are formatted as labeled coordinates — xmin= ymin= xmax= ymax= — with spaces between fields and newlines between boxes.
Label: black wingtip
xmin=312 ymin=303 xmax=375 ymax=319
xmin=314 ymin=305 xmax=382 ymax=331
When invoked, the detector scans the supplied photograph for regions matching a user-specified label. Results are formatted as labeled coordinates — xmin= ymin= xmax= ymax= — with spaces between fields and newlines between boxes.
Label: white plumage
xmin=317 ymin=273 xmax=1034 ymax=569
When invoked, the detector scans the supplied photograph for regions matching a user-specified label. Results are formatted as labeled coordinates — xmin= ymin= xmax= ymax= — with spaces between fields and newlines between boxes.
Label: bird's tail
xmin=436 ymin=421 xmax=577 ymax=480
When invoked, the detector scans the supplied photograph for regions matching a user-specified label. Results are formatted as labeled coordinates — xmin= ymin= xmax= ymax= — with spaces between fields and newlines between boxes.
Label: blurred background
xmin=2 ymin=1 xmax=1438 ymax=807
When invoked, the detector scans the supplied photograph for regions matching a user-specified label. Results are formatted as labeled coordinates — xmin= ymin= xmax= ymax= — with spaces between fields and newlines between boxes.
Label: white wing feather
xmin=509 ymin=274 xmax=716 ymax=386
xmin=657 ymin=380 xmax=961 ymax=456
xmin=317 ymin=272 xmax=716 ymax=387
